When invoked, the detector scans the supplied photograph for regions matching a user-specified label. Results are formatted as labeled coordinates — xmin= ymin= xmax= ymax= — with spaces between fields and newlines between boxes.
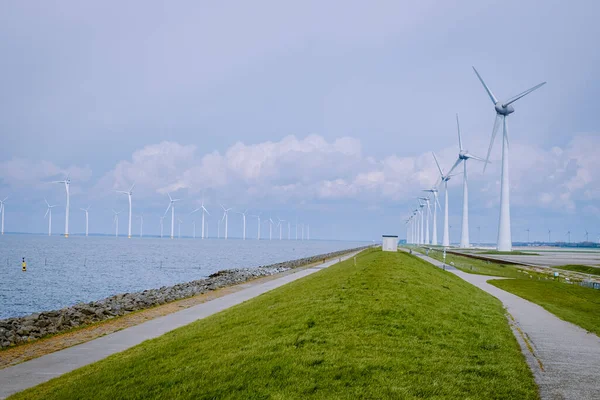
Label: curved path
xmin=0 ymin=252 xmax=360 ymax=399
xmin=409 ymin=250 xmax=600 ymax=400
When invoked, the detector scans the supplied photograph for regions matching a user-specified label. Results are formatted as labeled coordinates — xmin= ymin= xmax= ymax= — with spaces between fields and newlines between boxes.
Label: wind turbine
xmin=164 ymin=193 xmax=180 ymax=239
xmin=269 ymin=216 xmax=274 ymax=240
xmin=287 ymin=221 xmax=291 ymax=240
xmin=526 ymin=228 xmax=530 ymax=243
xmin=566 ymin=230 xmax=571 ymax=244
xmin=418 ymin=197 xmax=431 ymax=245
xmin=189 ymin=208 xmax=201 ymax=239
xmin=80 ymin=205 xmax=90 ymax=237
xmin=138 ymin=214 xmax=144 ymax=238
xmin=277 ymin=218 xmax=285 ymax=240
xmin=0 ymin=196 xmax=8 ymax=235
xmin=220 ymin=205 xmax=232 ymax=239
xmin=112 ymin=209 xmax=122 ymax=237
xmin=116 ymin=183 xmax=135 ymax=239
xmin=201 ymin=199 xmax=210 ymax=239
xmin=418 ymin=201 xmax=425 ymax=245
xmin=44 ymin=199 xmax=58 ymax=236
xmin=237 ymin=209 xmax=248 ymax=240
xmin=250 ymin=213 xmax=261 ymax=239
xmin=447 ymin=114 xmax=487 ymax=248
xmin=432 ymin=152 xmax=454 ymax=247
xmin=473 ymin=67 xmax=546 ymax=251
xmin=548 ymin=229 xmax=552 ymax=243
xmin=585 ymin=230 xmax=589 ymax=242
xmin=159 ymin=215 xmax=165 ymax=238
xmin=53 ymin=174 xmax=71 ymax=237
xmin=422 ymin=189 xmax=441 ymax=245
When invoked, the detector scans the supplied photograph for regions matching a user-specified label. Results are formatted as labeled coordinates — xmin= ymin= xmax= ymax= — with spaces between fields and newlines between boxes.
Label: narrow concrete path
xmin=0 ymin=252 xmax=358 ymax=399
xmin=408 ymin=249 xmax=600 ymax=400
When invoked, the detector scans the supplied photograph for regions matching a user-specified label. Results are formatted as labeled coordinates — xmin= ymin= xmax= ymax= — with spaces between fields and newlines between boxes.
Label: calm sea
xmin=0 ymin=235 xmax=368 ymax=319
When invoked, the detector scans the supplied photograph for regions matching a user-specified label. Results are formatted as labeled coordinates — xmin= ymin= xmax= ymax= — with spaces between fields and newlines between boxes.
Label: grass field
xmin=10 ymin=249 xmax=538 ymax=400
xmin=489 ymin=279 xmax=600 ymax=336
xmin=555 ymin=264 xmax=600 ymax=276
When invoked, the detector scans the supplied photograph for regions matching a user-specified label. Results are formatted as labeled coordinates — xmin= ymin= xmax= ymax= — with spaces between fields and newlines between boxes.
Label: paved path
xmin=0 ymin=252 xmax=358 ymax=399
xmin=407 ymin=249 xmax=600 ymax=400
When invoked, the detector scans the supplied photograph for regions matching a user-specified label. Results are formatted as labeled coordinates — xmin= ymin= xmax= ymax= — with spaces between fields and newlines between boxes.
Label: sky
xmin=1 ymin=0 xmax=599 ymax=243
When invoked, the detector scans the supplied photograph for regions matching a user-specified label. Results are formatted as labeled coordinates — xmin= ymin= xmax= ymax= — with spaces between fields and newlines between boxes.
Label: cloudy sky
xmin=1 ymin=1 xmax=599 ymax=242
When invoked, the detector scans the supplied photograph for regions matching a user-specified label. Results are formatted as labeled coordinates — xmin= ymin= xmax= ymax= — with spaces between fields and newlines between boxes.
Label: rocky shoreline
xmin=0 ymin=247 xmax=368 ymax=349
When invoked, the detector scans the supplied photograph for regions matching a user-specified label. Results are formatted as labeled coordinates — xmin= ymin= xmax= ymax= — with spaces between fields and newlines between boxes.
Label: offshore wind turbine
xmin=277 ymin=218 xmax=285 ymax=240
xmin=250 ymin=213 xmax=261 ymax=239
xmin=422 ymin=189 xmax=441 ymax=245
xmin=287 ymin=221 xmax=291 ymax=240
xmin=80 ymin=205 xmax=90 ymax=237
xmin=164 ymin=193 xmax=181 ymax=239
xmin=189 ymin=208 xmax=201 ymax=238
xmin=116 ymin=183 xmax=135 ymax=238
xmin=0 ymin=196 xmax=8 ymax=235
xmin=201 ymin=200 xmax=210 ymax=239
xmin=237 ymin=209 xmax=248 ymax=240
xmin=159 ymin=215 xmax=165 ymax=238
xmin=220 ymin=205 xmax=232 ymax=239
xmin=112 ymin=209 xmax=122 ymax=237
xmin=447 ymin=114 xmax=487 ymax=248
xmin=432 ymin=152 xmax=454 ymax=247
xmin=44 ymin=199 xmax=58 ymax=236
xmin=53 ymin=174 xmax=71 ymax=237
xmin=473 ymin=67 xmax=546 ymax=251
xmin=269 ymin=216 xmax=274 ymax=240
xmin=138 ymin=214 xmax=144 ymax=238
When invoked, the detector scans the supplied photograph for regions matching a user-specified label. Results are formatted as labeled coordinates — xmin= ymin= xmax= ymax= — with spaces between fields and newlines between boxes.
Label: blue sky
xmin=1 ymin=1 xmax=599 ymax=242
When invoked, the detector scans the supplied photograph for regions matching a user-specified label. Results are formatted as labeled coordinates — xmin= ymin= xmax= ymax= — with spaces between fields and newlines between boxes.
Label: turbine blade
xmin=44 ymin=208 xmax=49 ymax=218
xmin=167 ymin=192 xmax=173 ymax=201
xmin=456 ymin=114 xmax=463 ymax=151
xmin=447 ymin=157 xmax=463 ymax=176
xmin=465 ymin=153 xmax=489 ymax=163
xmin=44 ymin=198 xmax=50 ymax=207
xmin=164 ymin=203 xmax=171 ymax=216
xmin=472 ymin=66 xmax=498 ymax=104
xmin=129 ymin=182 xmax=136 ymax=192
xmin=484 ymin=114 xmax=502 ymax=172
xmin=502 ymin=82 xmax=547 ymax=107
xmin=432 ymin=152 xmax=444 ymax=177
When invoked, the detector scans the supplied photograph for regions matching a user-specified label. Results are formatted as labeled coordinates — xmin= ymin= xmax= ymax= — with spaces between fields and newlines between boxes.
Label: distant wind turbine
xmin=164 ymin=193 xmax=181 ymax=239
xmin=277 ymin=218 xmax=285 ymax=240
xmin=418 ymin=197 xmax=431 ymax=245
xmin=189 ymin=208 xmax=201 ymax=239
xmin=0 ymin=196 xmax=8 ymax=235
xmin=112 ymin=209 xmax=122 ymax=237
xmin=447 ymin=114 xmax=487 ymax=248
xmin=44 ymin=198 xmax=58 ymax=236
xmin=117 ymin=183 xmax=135 ymax=239
xmin=80 ymin=205 xmax=90 ymax=237
xmin=287 ymin=221 xmax=291 ymax=240
xmin=250 ymin=213 xmax=261 ymax=239
xmin=138 ymin=214 xmax=144 ymax=238
xmin=53 ymin=174 xmax=71 ymax=238
xmin=220 ymin=205 xmax=232 ymax=239
xmin=237 ymin=209 xmax=248 ymax=240
xmin=566 ymin=230 xmax=571 ymax=243
xmin=585 ymin=230 xmax=589 ymax=242
xmin=432 ymin=152 xmax=455 ymax=247
xmin=201 ymin=199 xmax=210 ymax=239
xmin=526 ymin=228 xmax=530 ymax=243
xmin=473 ymin=67 xmax=546 ymax=251
xmin=159 ymin=215 xmax=165 ymax=238
xmin=422 ymin=189 xmax=441 ymax=245
xmin=269 ymin=216 xmax=275 ymax=240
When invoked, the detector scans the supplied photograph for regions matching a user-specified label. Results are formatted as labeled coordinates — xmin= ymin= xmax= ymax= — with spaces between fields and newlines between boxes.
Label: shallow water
xmin=0 ymin=235 xmax=367 ymax=319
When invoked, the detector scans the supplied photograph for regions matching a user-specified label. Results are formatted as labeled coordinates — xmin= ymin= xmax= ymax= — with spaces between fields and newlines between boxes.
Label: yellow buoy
xmin=22 ymin=257 xmax=26 ymax=272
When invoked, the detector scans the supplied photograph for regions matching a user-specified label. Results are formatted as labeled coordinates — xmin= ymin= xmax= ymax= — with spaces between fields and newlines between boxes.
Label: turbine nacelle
xmin=495 ymin=102 xmax=515 ymax=116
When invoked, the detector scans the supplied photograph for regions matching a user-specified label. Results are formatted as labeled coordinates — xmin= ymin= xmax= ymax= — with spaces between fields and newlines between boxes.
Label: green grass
xmin=412 ymin=247 xmax=545 ymax=279
xmin=555 ymin=264 xmax=600 ymax=276
xmin=478 ymin=250 xmax=538 ymax=256
xmin=10 ymin=249 xmax=538 ymax=400
xmin=489 ymin=279 xmax=600 ymax=336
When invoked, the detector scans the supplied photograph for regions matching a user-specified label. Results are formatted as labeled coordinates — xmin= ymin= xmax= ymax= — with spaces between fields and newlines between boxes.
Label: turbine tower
xmin=269 ymin=216 xmax=274 ymax=240
xmin=44 ymin=199 xmax=58 ymax=236
xmin=447 ymin=114 xmax=487 ymax=248
xmin=112 ymin=209 xmax=122 ymax=237
xmin=422 ymin=189 xmax=441 ymax=245
xmin=201 ymin=199 xmax=210 ymax=239
xmin=237 ymin=210 xmax=248 ymax=240
xmin=189 ymin=208 xmax=201 ymax=238
xmin=80 ymin=205 xmax=90 ymax=237
xmin=164 ymin=193 xmax=181 ymax=239
xmin=249 ymin=213 xmax=261 ymax=240
xmin=432 ymin=152 xmax=454 ymax=247
xmin=138 ymin=214 xmax=144 ymax=238
xmin=277 ymin=218 xmax=285 ymax=240
xmin=117 ymin=183 xmax=135 ymax=238
xmin=418 ymin=197 xmax=431 ymax=245
xmin=0 ymin=196 xmax=8 ymax=235
xmin=159 ymin=215 xmax=165 ymax=238
xmin=53 ymin=174 xmax=71 ymax=237
xmin=220 ymin=205 xmax=232 ymax=239
xmin=473 ymin=67 xmax=546 ymax=251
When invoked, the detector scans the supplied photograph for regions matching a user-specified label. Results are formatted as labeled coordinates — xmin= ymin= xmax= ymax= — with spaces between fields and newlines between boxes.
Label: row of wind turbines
xmin=10 ymin=180 xmax=311 ymax=240
xmin=406 ymin=67 xmax=546 ymax=251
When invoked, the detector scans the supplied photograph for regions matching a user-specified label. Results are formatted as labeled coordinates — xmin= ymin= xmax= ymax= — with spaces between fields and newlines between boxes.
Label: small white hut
xmin=382 ymin=235 xmax=398 ymax=252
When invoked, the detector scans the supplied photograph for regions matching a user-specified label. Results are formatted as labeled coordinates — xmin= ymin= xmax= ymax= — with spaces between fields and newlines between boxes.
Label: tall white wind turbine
xmin=44 ymin=199 xmax=58 ymax=236
xmin=418 ymin=197 xmax=431 ymax=245
xmin=418 ymin=201 xmax=425 ymax=245
xmin=164 ymin=193 xmax=181 ymax=239
xmin=447 ymin=114 xmax=487 ymax=248
xmin=269 ymin=216 xmax=274 ymax=240
xmin=237 ymin=210 xmax=248 ymax=240
xmin=287 ymin=221 xmax=291 ymax=240
xmin=112 ymin=209 xmax=122 ymax=237
xmin=159 ymin=215 xmax=165 ymax=238
xmin=53 ymin=174 xmax=71 ymax=238
xmin=80 ymin=205 xmax=90 ymax=237
xmin=422 ymin=189 xmax=441 ymax=245
xmin=250 ymin=213 xmax=261 ymax=240
xmin=201 ymin=200 xmax=210 ymax=239
xmin=277 ymin=218 xmax=285 ymax=240
xmin=0 ymin=196 xmax=8 ymax=235
xmin=220 ymin=205 xmax=232 ymax=239
xmin=117 ymin=183 xmax=135 ymax=239
xmin=473 ymin=67 xmax=546 ymax=251
xmin=432 ymin=152 xmax=454 ymax=247
xmin=189 ymin=208 xmax=201 ymax=238
xmin=138 ymin=214 xmax=144 ymax=238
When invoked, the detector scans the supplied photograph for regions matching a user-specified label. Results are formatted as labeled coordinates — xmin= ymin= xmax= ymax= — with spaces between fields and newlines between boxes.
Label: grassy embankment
xmin=11 ymin=249 xmax=538 ymax=400
xmin=555 ymin=264 xmax=600 ymax=277
xmin=411 ymin=247 xmax=600 ymax=337
xmin=477 ymin=250 xmax=538 ymax=256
